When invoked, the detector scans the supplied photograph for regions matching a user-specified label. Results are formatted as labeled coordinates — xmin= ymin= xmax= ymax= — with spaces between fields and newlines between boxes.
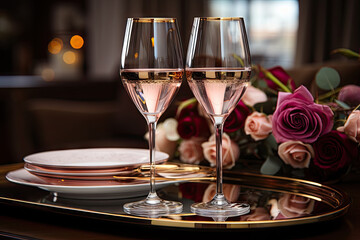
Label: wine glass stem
xmin=146 ymin=117 xmax=161 ymax=204
xmin=214 ymin=121 xmax=226 ymax=204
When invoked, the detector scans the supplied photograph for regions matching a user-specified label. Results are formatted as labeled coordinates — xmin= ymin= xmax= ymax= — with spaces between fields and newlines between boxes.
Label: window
xmin=209 ymin=0 xmax=299 ymax=68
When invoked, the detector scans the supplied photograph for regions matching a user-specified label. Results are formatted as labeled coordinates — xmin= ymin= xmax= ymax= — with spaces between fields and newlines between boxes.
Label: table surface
xmin=0 ymin=163 xmax=359 ymax=240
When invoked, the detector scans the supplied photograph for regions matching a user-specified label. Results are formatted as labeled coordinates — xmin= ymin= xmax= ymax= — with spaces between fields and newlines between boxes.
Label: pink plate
xmin=24 ymin=163 xmax=134 ymax=177
xmin=23 ymin=148 xmax=168 ymax=169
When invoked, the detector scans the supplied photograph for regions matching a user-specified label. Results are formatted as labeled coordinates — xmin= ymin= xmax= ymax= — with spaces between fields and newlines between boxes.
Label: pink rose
xmin=202 ymin=133 xmax=240 ymax=169
xmin=244 ymin=112 xmax=272 ymax=141
xmin=337 ymin=110 xmax=360 ymax=142
xmin=241 ymin=85 xmax=268 ymax=107
xmin=278 ymin=141 xmax=314 ymax=168
xmin=178 ymin=137 xmax=205 ymax=164
xmin=239 ymin=207 xmax=271 ymax=221
xmin=272 ymin=86 xmax=334 ymax=143
xmin=276 ymin=194 xmax=315 ymax=219
xmin=202 ymin=183 xmax=241 ymax=203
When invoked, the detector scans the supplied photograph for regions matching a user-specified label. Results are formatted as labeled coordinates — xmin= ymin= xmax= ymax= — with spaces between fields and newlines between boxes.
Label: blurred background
xmin=0 ymin=0 xmax=359 ymax=164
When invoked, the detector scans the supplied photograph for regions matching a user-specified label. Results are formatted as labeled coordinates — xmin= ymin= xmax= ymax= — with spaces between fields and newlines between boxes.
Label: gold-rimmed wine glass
xmin=186 ymin=17 xmax=251 ymax=220
xmin=120 ymin=17 xmax=183 ymax=217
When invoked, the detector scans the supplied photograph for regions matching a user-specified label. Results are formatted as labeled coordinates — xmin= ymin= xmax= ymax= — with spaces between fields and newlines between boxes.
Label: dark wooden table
xmin=0 ymin=163 xmax=359 ymax=240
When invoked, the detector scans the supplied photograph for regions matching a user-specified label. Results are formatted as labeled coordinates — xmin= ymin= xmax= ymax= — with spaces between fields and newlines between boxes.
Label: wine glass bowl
xmin=120 ymin=18 xmax=183 ymax=217
xmin=186 ymin=17 xmax=251 ymax=219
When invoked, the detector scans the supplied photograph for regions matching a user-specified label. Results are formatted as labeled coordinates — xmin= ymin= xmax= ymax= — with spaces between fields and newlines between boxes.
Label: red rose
xmin=224 ymin=100 xmax=250 ymax=133
xmin=310 ymin=130 xmax=358 ymax=181
xmin=177 ymin=115 xmax=210 ymax=139
xmin=176 ymin=103 xmax=210 ymax=139
xmin=178 ymin=182 xmax=208 ymax=203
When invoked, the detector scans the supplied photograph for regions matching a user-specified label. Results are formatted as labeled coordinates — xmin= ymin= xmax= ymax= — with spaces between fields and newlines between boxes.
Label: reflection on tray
xmin=40 ymin=181 xmax=334 ymax=223
xmin=172 ymin=182 xmax=333 ymax=222
xmin=1 ymin=167 xmax=350 ymax=229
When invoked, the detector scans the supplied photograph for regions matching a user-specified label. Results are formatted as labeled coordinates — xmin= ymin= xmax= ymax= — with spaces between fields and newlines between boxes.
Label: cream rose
xmin=277 ymin=194 xmax=315 ymax=219
xmin=278 ymin=141 xmax=314 ymax=168
xmin=337 ymin=110 xmax=360 ymax=143
xmin=242 ymin=85 xmax=268 ymax=107
xmin=178 ymin=137 xmax=205 ymax=164
xmin=244 ymin=112 xmax=272 ymax=141
xmin=144 ymin=118 xmax=179 ymax=159
xmin=202 ymin=133 xmax=240 ymax=169
xmin=202 ymin=183 xmax=241 ymax=203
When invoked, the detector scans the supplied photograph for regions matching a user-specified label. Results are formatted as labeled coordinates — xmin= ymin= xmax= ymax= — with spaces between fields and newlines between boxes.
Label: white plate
xmin=6 ymin=169 xmax=181 ymax=199
xmin=24 ymin=148 xmax=168 ymax=169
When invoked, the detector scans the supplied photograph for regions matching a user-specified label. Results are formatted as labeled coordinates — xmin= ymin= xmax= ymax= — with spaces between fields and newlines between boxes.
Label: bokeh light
xmin=41 ymin=68 xmax=55 ymax=81
xmin=63 ymin=51 xmax=76 ymax=64
xmin=70 ymin=35 xmax=84 ymax=49
xmin=48 ymin=38 xmax=63 ymax=54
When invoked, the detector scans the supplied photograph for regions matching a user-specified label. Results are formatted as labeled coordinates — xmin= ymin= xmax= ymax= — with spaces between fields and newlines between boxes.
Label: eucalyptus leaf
xmin=335 ymin=99 xmax=351 ymax=110
xmin=257 ymin=79 xmax=268 ymax=89
xmin=260 ymin=155 xmax=282 ymax=175
xmin=265 ymin=134 xmax=278 ymax=151
xmin=315 ymin=67 xmax=340 ymax=91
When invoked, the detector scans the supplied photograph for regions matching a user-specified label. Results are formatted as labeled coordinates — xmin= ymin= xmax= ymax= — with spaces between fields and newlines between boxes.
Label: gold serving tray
xmin=0 ymin=163 xmax=351 ymax=230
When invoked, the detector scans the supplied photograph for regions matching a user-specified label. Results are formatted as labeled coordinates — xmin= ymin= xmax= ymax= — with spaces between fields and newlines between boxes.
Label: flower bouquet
xmin=151 ymin=49 xmax=360 ymax=183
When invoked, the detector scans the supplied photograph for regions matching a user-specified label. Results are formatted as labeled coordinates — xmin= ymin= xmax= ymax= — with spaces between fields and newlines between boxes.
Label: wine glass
xmin=186 ymin=17 xmax=251 ymax=220
xmin=120 ymin=18 xmax=183 ymax=217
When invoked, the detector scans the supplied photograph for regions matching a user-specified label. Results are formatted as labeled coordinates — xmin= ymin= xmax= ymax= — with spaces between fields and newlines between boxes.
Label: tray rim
xmin=0 ymin=167 xmax=352 ymax=230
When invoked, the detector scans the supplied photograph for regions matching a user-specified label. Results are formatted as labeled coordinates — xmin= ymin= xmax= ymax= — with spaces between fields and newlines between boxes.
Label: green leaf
xmin=355 ymin=104 xmax=360 ymax=111
xmin=260 ymin=155 xmax=282 ymax=175
xmin=315 ymin=67 xmax=340 ymax=91
xmin=265 ymin=134 xmax=278 ymax=151
xmin=176 ymin=97 xmax=197 ymax=117
xmin=232 ymin=53 xmax=244 ymax=66
xmin=331 ymin=48 xmax=360 ymax=59
xmin=256 ymin=79 xmax=268 ymax=89
xmin=334 ymin=99 xmax=351 ymax=110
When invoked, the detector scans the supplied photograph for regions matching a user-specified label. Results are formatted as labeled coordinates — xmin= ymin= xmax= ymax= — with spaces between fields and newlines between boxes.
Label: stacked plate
xmin=6 ymin=148 xmax=181 ymax=199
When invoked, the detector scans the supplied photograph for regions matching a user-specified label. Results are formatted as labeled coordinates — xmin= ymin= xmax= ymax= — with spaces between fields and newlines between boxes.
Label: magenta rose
xmin=224 ymin=100 xmax=250 ymax=133
xmin=338 ymin=84 xmax=360 ymax=107
xmin=312 ymin=131 xmax=357 ymax=174
xmin=259 ymin=66 xmax=296 ymax=91
xmin=272 ymin=86 xmax=334 ymax=143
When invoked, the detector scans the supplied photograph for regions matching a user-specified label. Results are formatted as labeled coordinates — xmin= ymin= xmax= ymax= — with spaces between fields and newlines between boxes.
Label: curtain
xmin=295 ymin=0 xmax=360 ymax=66
xmin=87 ymin=0 xmax=208 ymax=79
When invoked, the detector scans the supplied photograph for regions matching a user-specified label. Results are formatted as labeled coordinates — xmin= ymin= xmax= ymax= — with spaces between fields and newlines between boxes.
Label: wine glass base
xmin=191 ymin=202 xmax=250 ymax=221
xmin=124 ymin=199 xmax=183 ymax=218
